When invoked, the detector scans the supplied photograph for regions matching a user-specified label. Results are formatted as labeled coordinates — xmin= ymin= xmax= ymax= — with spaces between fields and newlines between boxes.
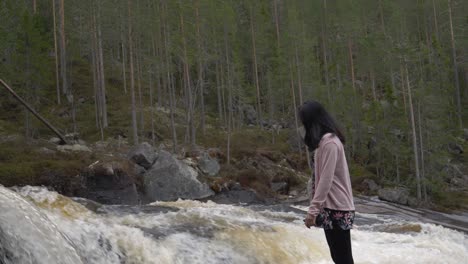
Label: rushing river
xmin=1 ymin=186 xmax=467 ymax=264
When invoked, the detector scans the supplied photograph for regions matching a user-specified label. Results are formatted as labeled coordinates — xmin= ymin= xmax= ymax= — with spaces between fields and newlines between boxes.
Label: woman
xmin=300 ymin=100 xmax=355 ymax=264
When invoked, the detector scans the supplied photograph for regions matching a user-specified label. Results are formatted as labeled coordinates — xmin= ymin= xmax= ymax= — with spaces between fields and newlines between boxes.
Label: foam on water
xmin=1 ymin=186 xmax=467 ymax=264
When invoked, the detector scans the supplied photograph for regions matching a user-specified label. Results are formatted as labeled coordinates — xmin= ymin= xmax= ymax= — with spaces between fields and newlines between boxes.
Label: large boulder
xmin=128 ymin=142 xmax=158 ymax=169
xmin=143 ymin=150 xmax=214 ymax=201
xmin=198 ymin=152 xmax=220 ymax=176
xmin=362 ymin=179 xmax=381 ymax=193
xmin=378 ymin=187 xmax=410 ymax=205
xmin=84 ymin=161 xmax=139 ymax=205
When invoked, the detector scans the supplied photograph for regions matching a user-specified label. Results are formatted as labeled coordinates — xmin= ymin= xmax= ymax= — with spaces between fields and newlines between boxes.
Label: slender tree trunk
xmin=97 ymin=2 xmax=108 ymax=128
xmin=396 ymin=153 xmax=400 ymax=183
xmin=136 ymin=45 xmax=144 ymax=135
xmin=224 ymin=24 xmax=232 ymax=165
xmin=405 ymin=60 xmax=422 ymax=200
xmin=400 ymin=63 xmax=408 ymax=117
xmin=432 ymin=0 xmax=440 ymax=42
xmin=448 ymin=0 xmax=463 ymax=129
xmin=289 ymin=62 xmax=302 ymax=159
xmin=180 ymin=7 xmax=195 ymax=147
xmin=195 ymin=1 xmax=205 ymax=135
xmin=371 ymin=70 xmax=377 ymax=101
xmin=250 ymin=6 xmax=262 ymax=128
xmin=128 ymin=0 xmax=138 ymax=145
xmin=121 ymin=27 xmax=127 ymax=94
xmin=52 ymin=0 xmax=61 ymax=105
xmin=215 ymin=59 xmax=223 ymax=123
xmin=267 ymin=72 xmax=275 ymax=144
xmin=149 ymin=70 xmax=155 ymax=146
xmin=418 ymin=101 xmax=427 ymax=202
xmin=91 ymin=9 xmax=100 ymax=130
xmin=58 ymin=0 xmax=68 ymax=100
xmin=348 ymin=39 xmax=356 ymax=95
xmin=295 ymin=45 xmax=303 ymax=104
xmin=321 ymin=0 xmax=330 ymax=105
xmin=162 ymin=1 xmax=177 ymax=151
xmin=273 ymin=0 xmax=280 ymax=50
xmin=378 ymin=0 xmax=386 ymax=35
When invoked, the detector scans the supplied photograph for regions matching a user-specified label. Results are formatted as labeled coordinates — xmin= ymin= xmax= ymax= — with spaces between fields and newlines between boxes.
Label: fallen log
xmin=0 ymin=79 xmax=68 ymax=145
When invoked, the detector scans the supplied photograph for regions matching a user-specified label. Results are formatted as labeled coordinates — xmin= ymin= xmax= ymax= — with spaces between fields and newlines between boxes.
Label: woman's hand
xmin=304 ymin=214 xmax=316 ymax=228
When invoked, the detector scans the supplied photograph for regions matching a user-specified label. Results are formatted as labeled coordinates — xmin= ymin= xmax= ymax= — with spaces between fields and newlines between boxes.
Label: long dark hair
xmin=299 ymin=100 xmax=345 ymax=151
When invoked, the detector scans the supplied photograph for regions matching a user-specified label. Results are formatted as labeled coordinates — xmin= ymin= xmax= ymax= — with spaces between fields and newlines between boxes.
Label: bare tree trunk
xmin=97 ymin=2 xmax=108 ymax=128
xmin=180 ymin=7 xmax=196 ymax=147
xmin=0 ymin=79 xmax=68 ymax=144
xmin=295 ymin=45 xmax=303 ymax=104
xmin=371 ymin=70 xmax=377 ymax=101
xmin=400 ymin=63 xmax=408 ymax=117
xmin=224 ymin=24 xmax=232 ymax=165
xmin=215 ymin=59 xmax=223 ymax=123
xmin=58 ymin=0 xmax=68 ymax=100
xmin=432 ymin=0 xmax=440 ymax=42
xmin=162 ymin=1 xmax=177 ymax=152
xmin=195 ymin=1 xmax=205 ymax=135
xmin=405 ymin=60 xmax=422 ymax=200
xmin=250 ymin=6 xmax=262 ymax=128
xmin=321 ymin=0 xmax=331 ymax=104
xmin=448 ymin=0 xmax=463 ymax=129
xmin=273 ymin=0 xmax=280 ymax=49
xmin=33 ymin=0 xmax=37 ymax=13
xmin=91 ymin=10 xmax=100 ymax=130
xmin=378 ymin=0 xmax=386 ymax=35
xmin=149 ymin=70 xmax=155 ymax=146
xmin=136 ymin=45 xmax=144 ymax=135
xmin=348 ymin=39 xmax=356 ymax=95
xmin=395 ymin=154 xmax=400 ymax=183
xmin=52 ymin=0 xmax=61 ymax=105
xmin=128 ymin=0 xmax=138 ymax=145
xmin=121 ymin=27 xmax=127 ymax=94
xmin=267 ymin=73 xmax=275 ymax=144
xmin=418 ymin=101 xmax=427 ymax=202
xmin=289 ymin=61 xmax=302 ymax=159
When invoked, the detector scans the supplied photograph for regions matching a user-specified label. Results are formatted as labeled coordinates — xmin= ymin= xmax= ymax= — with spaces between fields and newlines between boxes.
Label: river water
xmin=1 ymin=185 xmax=467 ymax=264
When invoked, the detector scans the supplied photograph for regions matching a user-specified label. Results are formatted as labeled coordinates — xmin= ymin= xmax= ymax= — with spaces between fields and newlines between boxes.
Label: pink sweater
xmin=308 ymin=133 xmax=355 ymax=216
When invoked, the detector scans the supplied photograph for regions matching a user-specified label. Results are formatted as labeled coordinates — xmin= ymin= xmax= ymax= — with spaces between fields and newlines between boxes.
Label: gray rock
xmin=378 ymin=187 xmax=410 ymax=205
xmin=206 ymin=188 xmax=264 ymax=204
xmin=36 ymin=147 xmax=56 ymax=155
xmin=143 ymin=150 xmax=214 ymax=201
xmin=198 ymin=152 xmax=220 ymax=176
xmin=85 ymin=161 xmax=139 ymax=205
xmin=448 ymin=142 xmax=464 ymax=155
xmin=57 ymin=144 xmax=91 ymax=152
xmin=134 ymin=163 xmax=146 ymax=176
xmin=49 ymin=137 xmax=62 ymax=144
xmin=271 ymin=182 xmax=288 ymax=194
xmin=363 ymin=179 xmax=381 ymax=192
xmin=128 ymin=142 xmax=158 ymax=169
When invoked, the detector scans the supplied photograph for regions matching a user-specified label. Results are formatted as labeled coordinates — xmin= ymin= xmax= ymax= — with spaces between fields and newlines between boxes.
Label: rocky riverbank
xmin=0 ymin=133 xmax=309 ymax=206
xmin=0 ymin=130 xmax=467 ymax=212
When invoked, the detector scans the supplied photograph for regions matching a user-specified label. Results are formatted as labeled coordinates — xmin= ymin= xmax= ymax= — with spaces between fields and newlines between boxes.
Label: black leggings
xmin=324 ymin=228 xmax=354 ymax=264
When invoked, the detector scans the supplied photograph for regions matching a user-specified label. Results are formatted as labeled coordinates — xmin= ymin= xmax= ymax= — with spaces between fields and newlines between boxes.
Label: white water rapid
xmin=1 ymin=185 xmax=467 ymax=264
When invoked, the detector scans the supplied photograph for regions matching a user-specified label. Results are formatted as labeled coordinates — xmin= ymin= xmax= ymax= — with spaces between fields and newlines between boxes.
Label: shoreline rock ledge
xmin=129 ymin=144 xmax=214 ymax=202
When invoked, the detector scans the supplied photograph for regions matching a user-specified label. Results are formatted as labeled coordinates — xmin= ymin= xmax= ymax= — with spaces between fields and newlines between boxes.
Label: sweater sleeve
xmin=308 ymin=143 xmax=338 ymax=216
